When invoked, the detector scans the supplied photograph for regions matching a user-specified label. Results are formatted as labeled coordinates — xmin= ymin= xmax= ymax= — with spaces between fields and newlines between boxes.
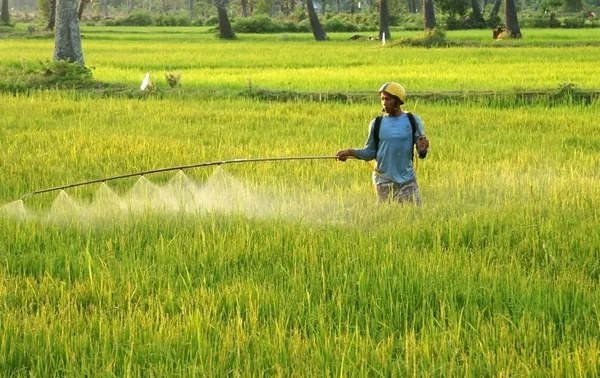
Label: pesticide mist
xmin=1 ymin=168 xmax=350 ymax=224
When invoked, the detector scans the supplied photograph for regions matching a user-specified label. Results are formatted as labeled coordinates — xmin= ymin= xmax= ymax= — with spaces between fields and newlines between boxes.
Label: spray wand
xmin=19 ymin=156 xmax=338 ymax=201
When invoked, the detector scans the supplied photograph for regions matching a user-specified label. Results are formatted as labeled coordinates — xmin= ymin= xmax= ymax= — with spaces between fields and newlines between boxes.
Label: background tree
xmin=504 ymin=0 xmax=522 ymax=37
xmin=216 ymin=0 xmax=236 ymax=39
xmin=241 ymin=0 xmax=250 ymax=16
xmin=435 ymin=0 xmax=469 ymax=18
xmin=54 ymin=0 xmax=85 ymax=64
xmin=77 ymin=0 xmax=90 ymax=19
xmin=1 ymin=0 xmax=9 ymax=24
xmin=563 ymin=0 xmax=582 ymax=11
xmin=45 ymin=0 xmax=56 ymax=30
xmin=306 ymin=0 xmax=328 ymax=40
xmin=379 ymin=0 xmax=391 ymax=40
xmin=489 ymin=0 xmax=501 ymax=19
xmin=423 ymin=0 xmax=437 ymax=29
xmin=470 ymin=0 xmax=485 ymax=24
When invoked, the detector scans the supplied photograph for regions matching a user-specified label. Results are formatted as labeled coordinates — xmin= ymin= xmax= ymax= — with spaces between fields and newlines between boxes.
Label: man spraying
xmin=336 ymin=82 xmax=430 ymax=205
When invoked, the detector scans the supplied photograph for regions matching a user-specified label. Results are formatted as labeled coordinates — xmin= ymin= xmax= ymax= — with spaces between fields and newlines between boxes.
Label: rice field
xmin=1 ymin=28 xmax=600 ymax=376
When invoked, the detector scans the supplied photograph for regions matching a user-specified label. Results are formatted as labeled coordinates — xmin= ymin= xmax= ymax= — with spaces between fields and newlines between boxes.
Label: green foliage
xmin=154 ymin=13 xmax=192 ymax=27
xmin=105 ymin=10 xmax=153 ymax=26
xmin=164 ymin=71 xmax=182 ymax=88
xmin=563 ymin=0 xmax=583 ymax=12
xmin=40 ymin=59 xmax=93 ymax=83
xmin=521 ymin=13 xmax=563 ymax=27
xmin=233 ymin=15 xmax=281 ymax=33
xmin=228 ymin=15 xmax=312 ymax=33
xmin=2 ymin=31 xmax=600 ymax=376
xmin=205 ymin=15 xmax=219 ymax=26
xmin=392 ymin=28 xmax=456 ymax=47
xmin=435 ymin=0 xmax=470 ymax=18
xmin=36 ymin=0 xmax=50 ymax=21
xmin=562 ymin=16 xmax=585 ymax=28
xmin=323 ymin=18 xmax=359 ymax=32
xmin=2 ymin=93 xmax=600 ymax=376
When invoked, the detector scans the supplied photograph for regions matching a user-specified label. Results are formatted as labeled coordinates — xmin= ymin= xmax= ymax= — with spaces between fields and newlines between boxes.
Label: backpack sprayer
xmin=19 ymin=156 xmax=339 ymax=201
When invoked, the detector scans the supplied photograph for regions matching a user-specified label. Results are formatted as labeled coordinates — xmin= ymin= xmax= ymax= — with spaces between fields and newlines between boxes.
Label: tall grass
xmin=1 ymin=92 xmax=599 ymax=375
xmin=2 ymin=28 xmax=600 ymax=92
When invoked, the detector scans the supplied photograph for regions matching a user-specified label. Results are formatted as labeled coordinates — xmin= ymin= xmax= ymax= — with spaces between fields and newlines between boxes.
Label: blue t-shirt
xmin=355 ymin=113 xmax=426 ymax=185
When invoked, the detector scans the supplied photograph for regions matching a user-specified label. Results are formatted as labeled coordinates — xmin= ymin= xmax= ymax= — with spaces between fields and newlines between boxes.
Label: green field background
xmin=1 ymin=29 xmax=600 ymax=376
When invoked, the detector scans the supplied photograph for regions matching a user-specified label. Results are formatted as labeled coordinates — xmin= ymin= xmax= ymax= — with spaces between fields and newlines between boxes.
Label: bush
xmin=204 ymin=15 xmax=218 ymax=26
xmin=521 ymin=14 xmax=562 ymax=28
xmin=561 ymin=16 xmax=585 ymax=28
xmin=39 ymin=60 xmax=94 ymax=85
xmin=233 ymin=15 xmax=281 ymax=33
xmin=106 ymin=11 xmax=153 ymax=26
xmin=324 ymin=18 xmax=358 ymax=32
xmin=392 ymin=28 xmax=455 ymax=48
xmin=155 ymin=13 xmax=192 ymax=26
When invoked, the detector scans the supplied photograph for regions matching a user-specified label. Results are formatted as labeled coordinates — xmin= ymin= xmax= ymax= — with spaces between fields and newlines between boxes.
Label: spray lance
xmin=18 ymin=156 xmax=340 ymax=201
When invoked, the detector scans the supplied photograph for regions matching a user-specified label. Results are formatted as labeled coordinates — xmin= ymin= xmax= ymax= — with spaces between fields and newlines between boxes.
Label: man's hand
xmin=417 ymin=136 xmax=429 ymax=153
xmin=336 ymin=149 xmax=356 ymax=162
xmin=417 ymin=136 xmax=429 ymax=158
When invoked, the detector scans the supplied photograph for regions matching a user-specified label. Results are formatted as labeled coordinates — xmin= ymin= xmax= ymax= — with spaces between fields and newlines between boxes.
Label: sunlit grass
xmin=1 ymin=28 xmax=600 ymax=376
xmin=2 ymin=29 xmax=600 ymax=92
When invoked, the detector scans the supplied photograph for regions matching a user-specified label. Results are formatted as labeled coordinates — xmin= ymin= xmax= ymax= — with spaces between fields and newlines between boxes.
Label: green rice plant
xmin=2 ymin=29 xmax=600 ymax=94
xmin=0 ymin=28 xmax=599 ymax=377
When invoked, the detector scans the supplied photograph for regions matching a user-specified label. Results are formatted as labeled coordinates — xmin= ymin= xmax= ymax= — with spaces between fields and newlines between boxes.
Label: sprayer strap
xmin=372 ymin=112 xmax=418 ymax=160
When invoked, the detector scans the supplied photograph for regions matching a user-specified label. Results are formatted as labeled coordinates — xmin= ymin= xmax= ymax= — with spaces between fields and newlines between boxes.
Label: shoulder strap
xmin=373 ymin=115 xmax=383 ymax=150
xmin=406 ymin=112 xmax=418 ymax=161
xmin=374 ymin=113 xmax=418 ymax=153
xmin=406 ymin=112 xmax=418 ymax=143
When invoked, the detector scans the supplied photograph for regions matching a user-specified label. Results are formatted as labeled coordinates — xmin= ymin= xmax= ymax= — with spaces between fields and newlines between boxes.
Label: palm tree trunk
xmin=504 ymin=0 xmax=521 ymax=38
xmin=423 ymin=0 xmax=436 ymax=29
xmin=489 ymin=0 xmax=501 ymax=19
xmin=77 ymin=0 xmax=89 ymax=20
xmin=45 ymin=0 xmax=57 ymax=30
xmin=216 ymin=0 xmax=236 ymax=39
xmin=1 ymin=0 xmax=10 ymax=23
xmin=54 ymin=0 xmax=85 ymax=64
xmin=241 ymin=0 xmax=249 ymax=16
xmin=471 ymin=0 xmax=484 ymax=23
xmin=379 ymin=0 xmax=391 ymax=40
xmin=307 ymin=0 xmax=328 ymax=41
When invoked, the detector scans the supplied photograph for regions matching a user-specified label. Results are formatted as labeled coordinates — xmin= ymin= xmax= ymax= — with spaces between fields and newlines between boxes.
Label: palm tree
xmin=504 ymin=0 xmax=522 ymax=38
xmin=470 ymin=0 xmax=485 ymax=25
xmin=307 ymin=0 xmax=328 ymax=41
xmin=1 ymin=0 xmax=9 ymax=24
xmin=379 ymin=0 xmax=391 ymax=40
xmin=489 ymin=0 xmax=501 ymax=20
xmin=423 ymin=0 xmax=436 ymax=30
xmin=45 ymin=0 xmax=57 ymax=30
xmin=54 ymin=0 xmax=85 ymax=64
xmin=77 ymin=0 xmax=90 ymax=19
xmin=216 ymin=0 xmax=236 ymax=39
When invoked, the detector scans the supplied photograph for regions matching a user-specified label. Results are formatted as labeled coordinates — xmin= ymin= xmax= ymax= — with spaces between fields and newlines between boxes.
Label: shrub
xmin=39 ymin=60 xmax=94 ymax=86
xmin=324 ymin=18 xmax=358 ymax=32
xmin=392 ymin=28 xmax=455 ymax=48
xmin=205 ymin=15 xmax=219 ymax=26
xmin=107 ymin=11 xmax=153 ymax=26
xmin=233 ymin=15 xmax=281 ymax=33
xmin=522 ymin=14 xmax=562 ymax=28
xmin=561 ymin=16 xmax=585 ymax=28
xmin=164 ymin=71 xmax=182 ymax=88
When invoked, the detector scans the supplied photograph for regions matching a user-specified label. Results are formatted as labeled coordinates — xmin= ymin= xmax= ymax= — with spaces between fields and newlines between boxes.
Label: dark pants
xmin=375 ymin=180 xmax=422 ymax=206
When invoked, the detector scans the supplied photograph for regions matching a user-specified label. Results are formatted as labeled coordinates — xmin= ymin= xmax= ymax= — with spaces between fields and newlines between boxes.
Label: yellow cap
xmin=378 ymin=82 xmax=406 ymax=104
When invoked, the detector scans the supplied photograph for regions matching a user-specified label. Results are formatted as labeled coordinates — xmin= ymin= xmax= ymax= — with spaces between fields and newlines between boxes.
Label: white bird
xmin=382 ymin=34 xmax=386 ymax=45
xmin=140 ymin=73 xmax=151 ymax=91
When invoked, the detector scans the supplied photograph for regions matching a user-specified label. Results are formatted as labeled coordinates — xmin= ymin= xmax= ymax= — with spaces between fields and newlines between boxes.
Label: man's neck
xmin=388 ymin=109 xmax=404 ymax=117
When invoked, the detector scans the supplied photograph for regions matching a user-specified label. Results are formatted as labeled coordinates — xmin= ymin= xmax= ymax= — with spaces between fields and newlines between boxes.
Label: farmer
xmin=336 ymin=82 xmax=430 ymax=205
